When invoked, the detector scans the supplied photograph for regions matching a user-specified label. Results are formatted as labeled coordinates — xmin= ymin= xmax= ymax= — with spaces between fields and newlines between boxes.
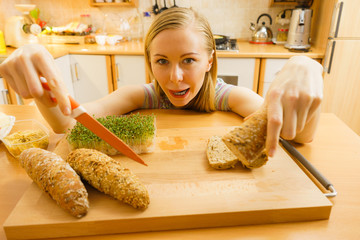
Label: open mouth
xmin=169 ymin=88 xmax=190 ymax=98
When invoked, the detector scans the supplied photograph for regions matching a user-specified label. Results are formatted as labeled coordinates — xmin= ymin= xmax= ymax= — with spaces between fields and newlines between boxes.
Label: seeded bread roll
xmin=19 ymin=148 xmax=89 ymax=218
xmin=222 ymin=108 xmax=268 ymax=169
xmin=207 ymin=135 xmax=238 ymax=169
xmin=67 ymin=148 xmax=150 ymax=210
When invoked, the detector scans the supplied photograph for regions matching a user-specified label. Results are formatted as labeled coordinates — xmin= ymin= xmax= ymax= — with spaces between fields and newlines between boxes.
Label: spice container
xmin=2 ymin=119 xmax=49 ymax=158
xmin=276 ymin=28 xmax=288 ymax=43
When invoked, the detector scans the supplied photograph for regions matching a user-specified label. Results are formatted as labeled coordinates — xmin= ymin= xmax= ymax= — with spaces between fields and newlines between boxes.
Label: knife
xmin=40 ymin=77 xmax=147 ymax=166
xmin=280 ymin=138 xmax=336 ymax=197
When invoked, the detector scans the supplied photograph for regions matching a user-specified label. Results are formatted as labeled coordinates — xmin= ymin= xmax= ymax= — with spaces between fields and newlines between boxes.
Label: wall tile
xmin=0 ymin=0 xmax=291 ymax=41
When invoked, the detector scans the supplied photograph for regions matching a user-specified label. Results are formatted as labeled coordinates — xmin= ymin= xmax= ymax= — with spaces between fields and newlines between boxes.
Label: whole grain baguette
xmin=19 ymin=148 xmax=89 ymax=218
xmin=222 ymin=108 xmax=268 ymax=169
xmin=207 ymin=135 xmax=238 ymax=169
xmin=66 ymin=148 xmax=150 ymax=210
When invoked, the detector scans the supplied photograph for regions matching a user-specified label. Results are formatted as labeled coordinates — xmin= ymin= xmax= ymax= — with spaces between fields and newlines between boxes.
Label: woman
xmin=0 ymin=7 xmax=323 ymax=157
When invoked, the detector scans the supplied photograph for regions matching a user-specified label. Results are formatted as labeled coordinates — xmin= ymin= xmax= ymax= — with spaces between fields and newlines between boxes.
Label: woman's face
xmin=150 ymin=27 xmax=213 ymax=107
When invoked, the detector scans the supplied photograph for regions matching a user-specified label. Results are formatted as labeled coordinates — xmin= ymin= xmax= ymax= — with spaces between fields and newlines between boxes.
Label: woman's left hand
xmin=264 ymin=56 xmax=324 ymax=157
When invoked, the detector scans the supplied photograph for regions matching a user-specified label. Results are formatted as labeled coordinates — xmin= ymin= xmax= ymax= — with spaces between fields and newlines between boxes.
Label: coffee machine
xmin=285 ymin=0 xmax=313 ymax=50
xmin=5 ymin=4 xmax=41 ymax=48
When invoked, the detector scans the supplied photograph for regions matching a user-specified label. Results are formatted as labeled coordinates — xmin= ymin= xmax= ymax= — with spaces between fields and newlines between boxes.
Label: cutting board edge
xmin=3 ymin=204 xmax=332 ymax=240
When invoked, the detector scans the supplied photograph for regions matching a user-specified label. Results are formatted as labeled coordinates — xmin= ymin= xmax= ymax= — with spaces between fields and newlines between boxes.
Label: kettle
xmin=249 ymin=13 xmax=273 ymax=44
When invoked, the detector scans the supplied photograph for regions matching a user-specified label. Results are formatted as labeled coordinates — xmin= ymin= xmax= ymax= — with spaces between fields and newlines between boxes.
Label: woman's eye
xmin=183 ymin=58 xmax=195 ymax=64
xmin=156 ymin=59 xmax=168 ymax=65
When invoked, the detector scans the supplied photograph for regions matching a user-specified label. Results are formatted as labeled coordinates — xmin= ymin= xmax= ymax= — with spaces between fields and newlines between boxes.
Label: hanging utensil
xmin=171 ymin=0 xmax=178 ymax=8
xmin=153 ymin=0 xmax=160 ymax=15
xmin=159 ymin=0 xmax=168 ymax=13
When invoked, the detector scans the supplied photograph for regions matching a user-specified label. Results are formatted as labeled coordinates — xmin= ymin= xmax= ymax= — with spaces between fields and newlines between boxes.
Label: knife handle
xmin=40 ymin=77 xmax=86 ymax=118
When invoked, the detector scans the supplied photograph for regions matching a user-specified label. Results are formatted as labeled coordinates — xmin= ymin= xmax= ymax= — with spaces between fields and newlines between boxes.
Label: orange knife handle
xmin=68 ymin=95 xmax=80 ymax=110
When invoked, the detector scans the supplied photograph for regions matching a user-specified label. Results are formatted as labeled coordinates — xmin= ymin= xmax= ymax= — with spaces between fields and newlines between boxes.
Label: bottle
xmin=0 ymin=31 xmax=6 ymax=54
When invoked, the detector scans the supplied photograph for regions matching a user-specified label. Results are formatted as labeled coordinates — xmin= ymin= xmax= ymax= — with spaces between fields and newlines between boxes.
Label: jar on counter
xmin=80 ymin=14 xmax=93 ymax=34
xmin=276 ymin=28 xmax=288 ymax=43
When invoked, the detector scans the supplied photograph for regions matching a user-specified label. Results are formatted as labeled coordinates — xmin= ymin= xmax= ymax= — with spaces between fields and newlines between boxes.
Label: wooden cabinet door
xmin=322 ymin=39 xmax=360 ymax=135
xmin=330 ymin=0 xmax=360 ymax=38
xmin=113 ymin=55 xmax=146 ymax=89
xmin=217 ymin=57 xmax=258 ymax=91
xmin=69 ymin=55 xmax=111 ymax=104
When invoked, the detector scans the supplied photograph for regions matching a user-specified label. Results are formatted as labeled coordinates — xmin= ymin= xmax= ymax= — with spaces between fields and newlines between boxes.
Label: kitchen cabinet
xmin=322 ymin=40 xmax=360 ymax=135
xmin=321 ymin=0 xmax=360 ymax=135
xmin=69 ymin=54 xmax=112 ymax=104
xmin=269 ymin=0 xmax=297 ymax=6
xmin=217 ymin=57 xmax=259 ymax=92
xmin=328 ymin=0 xmax=360 ymax=38
xmin=258 ymin=58 xmax=288 ymax=97
xmin=89 ymin=0 xmax=138 ymax=7
xmin=54 ymin=55 xmax=75 ymax=98
xmin=0 ymin=78 xmax=10 ymax=104
xmin=258 ymin=58 xmax=322 ymax=97
xmin=112 ymin=55 xmax=146 ymax=89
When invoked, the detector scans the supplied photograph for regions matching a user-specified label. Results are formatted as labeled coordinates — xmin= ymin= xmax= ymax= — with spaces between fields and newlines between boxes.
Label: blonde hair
xmin=144 ymin=7 xmax=217 ymax=112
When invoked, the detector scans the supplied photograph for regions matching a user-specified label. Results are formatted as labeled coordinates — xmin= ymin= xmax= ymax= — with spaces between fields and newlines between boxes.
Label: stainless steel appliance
xmin=285 ymin=0 xmax=313 ymax=50
xmin=249 ymin=14 xmax=273 ymax=44
xmin=214 ymin=35 xmax=238 ymax=51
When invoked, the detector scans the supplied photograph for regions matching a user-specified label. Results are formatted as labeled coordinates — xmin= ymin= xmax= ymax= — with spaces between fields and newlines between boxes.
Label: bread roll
xmin=66 ymin=148 xmax=150 ymax=210
xmin=207 ymin=135 xmax=238 ymax=169
xmin=19 ymin=148 xmax=89 ymax=218
xmin=222 ymin=108 xmax=268 ymax=169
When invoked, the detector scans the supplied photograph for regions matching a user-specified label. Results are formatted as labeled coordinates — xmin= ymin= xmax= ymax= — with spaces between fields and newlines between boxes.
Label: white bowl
xmin=95 ymin=35 xmax=106 ymax=45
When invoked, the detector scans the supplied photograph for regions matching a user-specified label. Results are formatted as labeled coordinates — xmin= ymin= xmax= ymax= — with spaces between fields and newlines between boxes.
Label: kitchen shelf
xmin=270 ymin=0 xmax=297 ymax=6
xmin=89 ymin=0 xmax=138 ymax=7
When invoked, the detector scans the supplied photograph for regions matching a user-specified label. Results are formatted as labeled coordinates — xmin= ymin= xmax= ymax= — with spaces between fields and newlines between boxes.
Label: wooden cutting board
xmin=3 ymin=126 xmax=332 ymax=240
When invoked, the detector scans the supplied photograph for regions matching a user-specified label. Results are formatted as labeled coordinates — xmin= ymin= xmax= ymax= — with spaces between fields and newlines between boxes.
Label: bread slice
xmin=222 ymin=108 xmax=268 ymax=169
xmin=207 ymin=135 xmax=238 ymax=169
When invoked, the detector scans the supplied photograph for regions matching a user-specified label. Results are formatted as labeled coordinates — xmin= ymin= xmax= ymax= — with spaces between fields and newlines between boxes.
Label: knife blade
xmin=40 ymin=77 xmax=147 ymax=166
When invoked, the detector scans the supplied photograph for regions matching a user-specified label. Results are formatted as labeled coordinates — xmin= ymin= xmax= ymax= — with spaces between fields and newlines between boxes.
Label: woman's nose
xmin=170 ymin=64 xmax=183 ymax=84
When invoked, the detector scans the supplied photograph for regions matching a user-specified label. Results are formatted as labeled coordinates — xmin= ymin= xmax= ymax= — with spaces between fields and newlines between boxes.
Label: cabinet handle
xmin=1 ymin=89 xmax=9 ymax=104
xmin=73 ymin=63 xmax=80 ymax=82
xmin=329 ymin=1 xmax=343 ymax=38
xmin=116 ymin=63 xmax=121 ymax=83
xmin=323 ymin=40 xmax=336 ymax=74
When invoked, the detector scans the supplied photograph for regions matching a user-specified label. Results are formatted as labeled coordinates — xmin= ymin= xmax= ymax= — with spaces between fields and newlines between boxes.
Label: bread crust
xmin=222 ymin=108 xmax=268 ymax=169
xmin=19 ymin=148 xmax=89 ymax=218
xmin=66 ymin=148 xmax=150 ymax=210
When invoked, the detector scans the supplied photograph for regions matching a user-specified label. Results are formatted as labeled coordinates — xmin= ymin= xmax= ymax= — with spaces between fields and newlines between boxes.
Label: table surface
xmin=1 ymin=105 xmax=360 ymax=240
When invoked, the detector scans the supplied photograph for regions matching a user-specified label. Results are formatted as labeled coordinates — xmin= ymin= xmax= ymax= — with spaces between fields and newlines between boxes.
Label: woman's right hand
xmin=0 ymin=44 xmax=71 ymax=116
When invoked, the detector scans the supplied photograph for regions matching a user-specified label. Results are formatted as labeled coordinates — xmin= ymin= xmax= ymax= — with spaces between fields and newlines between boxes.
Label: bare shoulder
xmin=228 ymin=86 xmax=264 ymax=118
xmin=84 ymin=84 xmax=146 ymax=117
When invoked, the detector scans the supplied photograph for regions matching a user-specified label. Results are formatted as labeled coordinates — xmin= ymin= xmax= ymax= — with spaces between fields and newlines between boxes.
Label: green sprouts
xmin=67 ymin=113 xmax=156 ymax=154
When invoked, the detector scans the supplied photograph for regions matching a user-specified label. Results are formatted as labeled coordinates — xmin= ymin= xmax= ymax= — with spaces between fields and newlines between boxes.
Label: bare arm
xmin=0 ymin=44 xmax=145 ymax=133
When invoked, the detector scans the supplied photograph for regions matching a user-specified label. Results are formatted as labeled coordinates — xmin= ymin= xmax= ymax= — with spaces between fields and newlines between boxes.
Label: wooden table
xmin=1 ymin=104 xmax=360 ymax=240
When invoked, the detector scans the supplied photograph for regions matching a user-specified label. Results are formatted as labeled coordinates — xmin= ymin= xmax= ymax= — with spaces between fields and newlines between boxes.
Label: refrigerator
xmin=322 ymin=0 xmax=360 ymax=135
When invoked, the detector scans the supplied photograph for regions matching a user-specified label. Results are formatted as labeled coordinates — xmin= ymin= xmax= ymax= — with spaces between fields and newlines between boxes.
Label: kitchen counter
xmin=1 ymin=40 xmax=325 ymax=60
xmin=1 ymin=105 xmax=360 ymax=240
